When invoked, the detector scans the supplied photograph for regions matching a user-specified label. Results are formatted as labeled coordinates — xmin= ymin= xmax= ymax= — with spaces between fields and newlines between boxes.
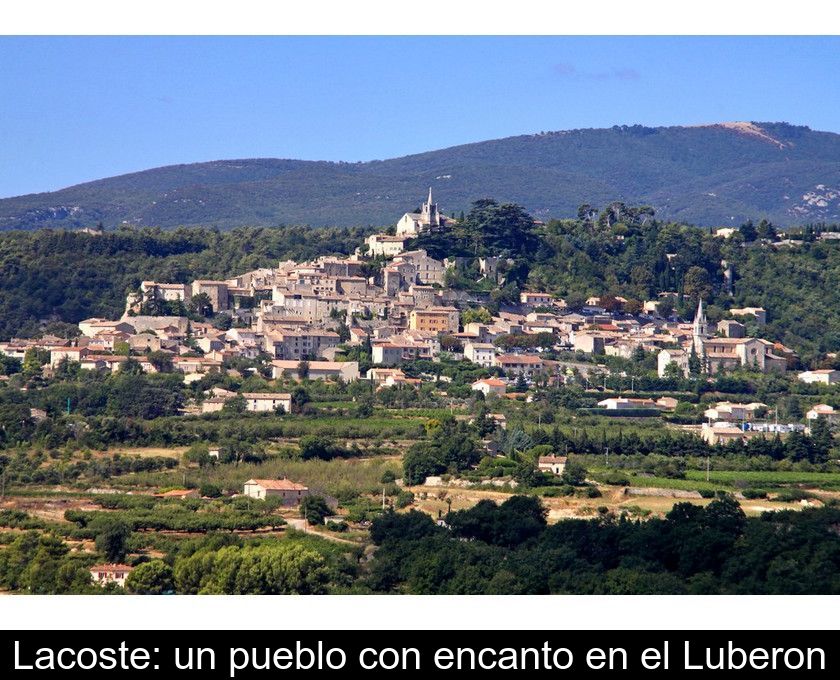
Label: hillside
xmin=1 ymin=122 xmax=840 ymax=230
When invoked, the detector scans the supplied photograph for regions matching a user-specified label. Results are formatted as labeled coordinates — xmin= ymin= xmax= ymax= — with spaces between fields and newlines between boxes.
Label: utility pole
xmin=706 ymin=455 xmax=710 ymax=482
xmin=382 ymin=486 xmax=386 ymax=510
xmin=605 ymin=446 xmax=609 ymax=467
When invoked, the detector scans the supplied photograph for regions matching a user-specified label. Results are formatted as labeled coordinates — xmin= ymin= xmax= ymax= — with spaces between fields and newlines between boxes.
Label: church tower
xmin=692 ymin=299 xmax=708 ymax=358
xmin=420 ymin=187 xmax=441 ymax=228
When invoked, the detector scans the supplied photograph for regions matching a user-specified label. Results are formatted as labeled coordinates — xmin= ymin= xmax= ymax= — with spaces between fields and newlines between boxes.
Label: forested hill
xmin=2 ymin=121 xmax=840 ymax=230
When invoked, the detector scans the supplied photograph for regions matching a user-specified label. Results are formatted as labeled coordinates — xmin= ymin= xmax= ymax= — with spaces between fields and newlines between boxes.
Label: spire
xmin=694 ymin=298 xmax=705 ymax=325
xmin=692 ymin=298 xmax=708 ymax=361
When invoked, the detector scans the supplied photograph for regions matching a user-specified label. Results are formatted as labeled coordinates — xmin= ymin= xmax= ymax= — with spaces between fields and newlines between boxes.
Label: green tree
xmin=126 ymin=560 xmax=174 ymax=594
xmin=190 ymin=292 xmax=213 ymax=317
xmin=93 ymin=517 xmax=132 ymax=563
xmin=222 ymin=394 xmax=247 ymax=415
xmin=683 ymin=266 xmax=712 ymax=302
xmin=300 ymin=495 xmax=332 ymax=525
xmin=291 ymin=386 xmax=310 ymax=413
xmin=147 ymin=350 xmax=174 ymax=373
xmin=22 ymin=348 xmax=48 ymax=378
xmin=560 ymin=461 xmax=587 ymax=486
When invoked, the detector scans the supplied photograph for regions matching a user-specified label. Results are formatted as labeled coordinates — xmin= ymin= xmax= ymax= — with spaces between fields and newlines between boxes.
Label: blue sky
xmin=0 ymin=36 xmax=838 ymax=199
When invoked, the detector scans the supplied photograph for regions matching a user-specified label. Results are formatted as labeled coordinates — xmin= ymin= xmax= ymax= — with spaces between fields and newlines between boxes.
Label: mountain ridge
xmin=2 ymin=121 xmax=839 ymax=230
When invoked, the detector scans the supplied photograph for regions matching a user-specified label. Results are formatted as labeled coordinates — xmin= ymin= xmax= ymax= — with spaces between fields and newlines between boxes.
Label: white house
xmin=89 ymin=563 xmax=133 ymax=588
xmin=242 ymin=478 xmax=309 ymax=504
xmin=270 ymin=360 xmax=359 ymax=382
xmin=798 ymin=369 xmax=840 ymax=385
xmin=471 ymin=378 xmax=506 ymax=397
xmin=806 ymin=404 xmax=839 ymax=425
xmin=537 ymin=456 xmax=567 ymax=476
xmin=241 ymin=392 xmax=293 ymax=413
xmin=464 ymin=341 xmax=496 ymax=368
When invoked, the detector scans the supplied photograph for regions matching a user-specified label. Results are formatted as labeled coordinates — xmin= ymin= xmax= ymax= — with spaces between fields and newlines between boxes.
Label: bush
xmin=326 ymin=521 xmax=349 ymax=533
xmin=300 ymin=495 xmax=332 ymax=525
xmin=741 ymin=488 xmax=768 ymax=500
xmin=773 ymin=489 xmax=813 ymax=503
xmin=560 ymin=461 xmax=587 ymax=486
xmin=380 ymin=470 xmax=397 ymax=484
xmin=583 ymin=486 xmax=602 ymax=498
xmin=699 ymin=489 xmax=716 ymax=499
xmin=601 ymin=472 xmax=631 ymax=486
xmin=541 ymin=486 xmax=575 ymax=498
xmin=395 ymin=490 xmax=415 ymax=509
xmin=199 ymin=483 xmax=222 ymax=498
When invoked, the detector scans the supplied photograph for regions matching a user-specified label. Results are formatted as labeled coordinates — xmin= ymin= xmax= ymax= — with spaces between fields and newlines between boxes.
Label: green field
xmin=588 ymin=467 xmax=840 ymax=493
xmin=685 ymin=469 xmax=840 ymax=489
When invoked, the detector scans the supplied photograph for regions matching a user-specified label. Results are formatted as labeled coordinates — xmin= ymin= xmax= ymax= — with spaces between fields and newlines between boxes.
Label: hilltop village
xmin=2 ymin=190 xmax=833 ymax=445
xmin=1 ymin=191 xmax=840 ymax=595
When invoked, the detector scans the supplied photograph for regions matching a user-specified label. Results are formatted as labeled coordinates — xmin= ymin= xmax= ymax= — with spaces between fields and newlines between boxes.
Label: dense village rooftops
xmin=265 ymin=328 xmax=340 ymax=338
xmin=412 ymin=306 xmax=458 ymax=313
xmin=270 ymin=360 xmax=349 ymax=370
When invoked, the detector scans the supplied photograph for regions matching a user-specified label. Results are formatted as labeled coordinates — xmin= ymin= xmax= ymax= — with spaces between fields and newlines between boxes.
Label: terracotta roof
xmin=497 ymin=354 xmax=543 ymax=364
xmin=245 ymin=478 xmax=308 ymax=491
xmin=158 ymin=489 xmax=196 ymax=498
xmin=473 ymin=378 xmax=506 ymax=387
xmin=89 ymin=563 xmax=133 ymax=572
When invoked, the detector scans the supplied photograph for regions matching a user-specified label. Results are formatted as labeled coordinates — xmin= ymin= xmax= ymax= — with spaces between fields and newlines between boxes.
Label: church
xmin=395 ymin=188 xmax=452 ymax=236
xmin=658 ymin=300 xmax=788 ymax=377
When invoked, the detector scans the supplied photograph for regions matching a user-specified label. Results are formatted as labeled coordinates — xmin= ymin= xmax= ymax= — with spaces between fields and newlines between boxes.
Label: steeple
xmin=421 ymin=186 xmax=440 ymax=227
xmin=692 ymin=298 xmax=708 ymax=358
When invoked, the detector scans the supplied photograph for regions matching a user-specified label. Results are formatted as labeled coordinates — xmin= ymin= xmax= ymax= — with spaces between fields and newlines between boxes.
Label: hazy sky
xmin=1 ymin=36 xmax=838 ymax=198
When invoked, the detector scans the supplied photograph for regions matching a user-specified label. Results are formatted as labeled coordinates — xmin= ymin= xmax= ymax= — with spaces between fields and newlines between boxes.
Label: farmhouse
xmin=270 ymin=360 xmax=359 ymax=382
xmin=537 ymin=455 xmax=567 ymax=475
xmin=241 ymin=392 xmax=293 ymax=413
xmin=243 ymin=478 xmax=309 ymax=504
xmin=89 ymin=563 xmax=134 ymax=588
xmin=471 ymin=378 xmax=506 ymax=397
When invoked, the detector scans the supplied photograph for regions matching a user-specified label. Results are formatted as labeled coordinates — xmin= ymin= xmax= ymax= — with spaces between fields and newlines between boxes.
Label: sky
xmin=1 ymin=36 xmax=839 ymax=199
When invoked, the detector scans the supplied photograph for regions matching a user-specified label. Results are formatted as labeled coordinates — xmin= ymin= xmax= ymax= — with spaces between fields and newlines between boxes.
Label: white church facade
xmin=659 ymin=300 xmax=787 ymax=377
xmin=395 ymin=188 xmax=452 ymax=237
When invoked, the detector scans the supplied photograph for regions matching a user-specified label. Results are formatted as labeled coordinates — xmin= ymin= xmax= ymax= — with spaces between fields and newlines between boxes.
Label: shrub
xmin=380 ymin=470 xmax=397 ymax=484
xmin=199 ymin=483 xmax=222 ymax=498
xmin=541 ymin=486 xmax=575 ymax=498
xmin=602 ymin=472 xmax=631 ymax=486
xmin=395 ymin=490 xmax=415 ymax=509
xmin=741 ymin=488 xmax=768 ymax=500
xmin=773 ymin=489 xmax=813 ymax=503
